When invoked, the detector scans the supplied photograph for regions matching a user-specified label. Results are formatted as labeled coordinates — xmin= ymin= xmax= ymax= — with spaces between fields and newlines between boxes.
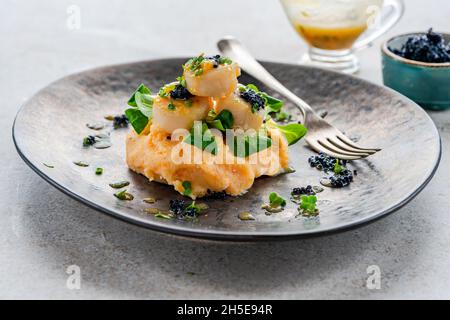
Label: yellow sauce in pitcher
xmin=294 ymin=24 xmax=367 ymax=50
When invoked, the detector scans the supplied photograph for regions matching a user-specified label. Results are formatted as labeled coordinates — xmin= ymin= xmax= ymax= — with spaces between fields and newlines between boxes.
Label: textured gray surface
xmin=1 ymin=0 xmax=449 ymax=299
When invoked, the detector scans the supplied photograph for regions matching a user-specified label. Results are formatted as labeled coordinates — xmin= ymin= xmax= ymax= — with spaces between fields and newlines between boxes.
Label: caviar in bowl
xmin=382 ymin=30 xmax=450 ymax=110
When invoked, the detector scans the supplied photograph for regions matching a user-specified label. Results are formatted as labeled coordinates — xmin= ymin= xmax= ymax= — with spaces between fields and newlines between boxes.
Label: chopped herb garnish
xmin=299 ymin=195 xmax=318 ymax=216
xmin=95 ymin=167 xmax=103 ymax=175
xmin=43 ymin=163 xmax=54 ymax=168
xmin=73 ymin=161 xmax=89 ymax=167
xmin=104 ymin=115 xmax=115 ymax=121
xmin=176 ymin=76 xmax=187 ymax=88
xmin=167 ymin=102 xmax=176 ymax=110
xmin=125 ymin=84 xmax=153 ymax=134
xmin=109 ymin=180 xmax=130 ymax=189
xmin=238 ymin=211 xmax=255 ymax=221
xmin=184 ymin=122 xmax=218 ymax=155
xmin=185 ymin=54 xmax=205 ymax=77
xmin=114 ymin=189 xmax=134 ymax=201
xmin=182 ymin=181 xmax=192 ymax=196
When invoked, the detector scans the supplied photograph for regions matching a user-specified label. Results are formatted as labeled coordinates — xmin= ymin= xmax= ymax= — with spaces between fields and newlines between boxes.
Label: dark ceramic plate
xmin=12 ymin=58 xmax=441 ymax=240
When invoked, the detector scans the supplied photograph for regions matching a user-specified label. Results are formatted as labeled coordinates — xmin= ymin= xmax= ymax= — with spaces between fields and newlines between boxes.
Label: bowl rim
xmin=382 ymin=32 xmax=450 ymax=68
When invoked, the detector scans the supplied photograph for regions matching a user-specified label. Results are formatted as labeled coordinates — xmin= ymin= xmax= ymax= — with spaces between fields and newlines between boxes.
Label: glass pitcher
xmin=280 ymin=0 xmax=404 ymax=73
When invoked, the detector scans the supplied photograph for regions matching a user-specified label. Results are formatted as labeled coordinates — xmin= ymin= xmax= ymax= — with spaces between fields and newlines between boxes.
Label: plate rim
xmin=12 ymin=57 xmax=443 ymax=241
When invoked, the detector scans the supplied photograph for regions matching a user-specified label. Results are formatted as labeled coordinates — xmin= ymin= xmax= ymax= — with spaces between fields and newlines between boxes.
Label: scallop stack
xmin=126 ymin=54 xmax=290 ymax=199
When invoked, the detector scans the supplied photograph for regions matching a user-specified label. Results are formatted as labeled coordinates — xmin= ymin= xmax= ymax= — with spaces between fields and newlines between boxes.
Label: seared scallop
xmin=215 ymin=88 xmax=264 ymax=131
xmin=152 ymin=95 xmax=211 ymax=134
xmin=183 ymin=55 xmax=241 ymax=98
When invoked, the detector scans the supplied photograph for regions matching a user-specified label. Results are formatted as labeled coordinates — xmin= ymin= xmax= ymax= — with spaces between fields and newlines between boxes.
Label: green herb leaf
xmin=271 ymin=122 xmax=307 ymax=146
xmin=184 ymin=122 xmax=218 ymax=155
xmin=334 ymin=159 xmax=344 ymax=174
xmin=109 ymin=180 xmax=130 ymax=189
xmin=269 ymin=192 xmax=287 ymax=208
xmin=134 ymin=91 xmax=153 ymax=118
xmin=182 ymin=181 xmax=192 ymax=196
xmin=206 ymin=109 xmax=234 ymax=131
xmin=114 ymin=189 xmax=134 ymax=201
xmin=167 ymin=102 xmax=176 ymax=111
xmin=232 ymin=133 xmax=272 ymax=158
xmin=95 ymin=167 xmax=103 ymax=175
xmin=300 ymin=195 xmax=317 ymax=213
xmin=127 ymin=84 xmax=152 ymax=107
xmin=126 ymin=84 xmax=153 ymax=134
xmin=275 ymin=111 xmax=291 ymax=122
xmin=261 ymin=92 xmax=283 ymax=114
xmin=43 ymin=163 xmax=54 ymax=168
xmin=124 ymin=108 xmax=149 ymax=135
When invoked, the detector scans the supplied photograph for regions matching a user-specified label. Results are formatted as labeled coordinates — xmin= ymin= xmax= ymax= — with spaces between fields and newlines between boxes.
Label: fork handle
xmin=217 ymin=36 xmax=314 ymax=119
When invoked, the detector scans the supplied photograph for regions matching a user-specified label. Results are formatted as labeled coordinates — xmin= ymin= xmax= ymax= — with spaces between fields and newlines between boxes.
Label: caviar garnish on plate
xmin=292 ymin=185 xmax=315 ymax=196
xmin=309 ymin=152 xmax=354 ymax=188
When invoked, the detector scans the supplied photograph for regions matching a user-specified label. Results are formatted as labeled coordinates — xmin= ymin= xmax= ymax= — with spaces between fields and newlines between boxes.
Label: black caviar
xmin=170 ymin=84 xmax=192 ymax=100
xmin=309 ymin=152 xmax=353 ymax=188
xmin=308 ymin=152 xmax=347 ymax=172
xmin=390 ymin=28 xmax=450 ymax=63
xmin=113 ymin=114 xmax=129 ymax=129
xmin=328 ymin=169 xmax=353 ymax=188
xmin=240 ymin=89 xmax=265 ymax=112
xmin=169 ymin=199 xmax=185 ymax=216
xmin=292 ymin=185 xmax=315 ymax=196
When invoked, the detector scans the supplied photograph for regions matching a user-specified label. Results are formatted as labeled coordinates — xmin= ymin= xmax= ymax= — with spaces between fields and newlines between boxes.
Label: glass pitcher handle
xmin=353 ymin=0 xmax=404 ymax=51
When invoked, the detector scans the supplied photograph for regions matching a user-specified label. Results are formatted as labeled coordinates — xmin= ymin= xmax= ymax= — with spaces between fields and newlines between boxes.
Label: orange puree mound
xmin=126 ymin=123 xmax=289 ymax=199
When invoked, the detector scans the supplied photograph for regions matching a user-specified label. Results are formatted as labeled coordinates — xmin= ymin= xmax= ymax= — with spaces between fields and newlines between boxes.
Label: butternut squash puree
xmin=126 ymin=123 xmax=289 ymax=199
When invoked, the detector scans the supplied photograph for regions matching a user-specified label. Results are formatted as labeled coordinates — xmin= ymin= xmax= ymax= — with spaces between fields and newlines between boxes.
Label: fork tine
xmin=327 ymin=137 xmax=377 ymax=155
xmin=336 ymin=133 xmax=381 ymax=152
xmin=307 ymin=139 xmax=365 ymax=160
xmin=318 ymin=139 xmax=370 ymax=157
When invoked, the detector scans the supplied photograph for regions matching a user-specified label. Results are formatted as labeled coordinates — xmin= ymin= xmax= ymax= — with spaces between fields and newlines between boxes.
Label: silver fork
xmin=217 ymin=37 xmax=381 ymax=160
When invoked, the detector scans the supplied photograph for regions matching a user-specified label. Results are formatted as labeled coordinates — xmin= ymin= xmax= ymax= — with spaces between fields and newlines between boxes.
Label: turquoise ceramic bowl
xmin=382 ymin=32 xmax=450 ymax=110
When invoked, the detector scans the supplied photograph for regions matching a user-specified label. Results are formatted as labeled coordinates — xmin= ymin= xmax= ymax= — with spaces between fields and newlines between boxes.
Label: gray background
xmin=1 ymin=0 xmax=449 ymax=299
